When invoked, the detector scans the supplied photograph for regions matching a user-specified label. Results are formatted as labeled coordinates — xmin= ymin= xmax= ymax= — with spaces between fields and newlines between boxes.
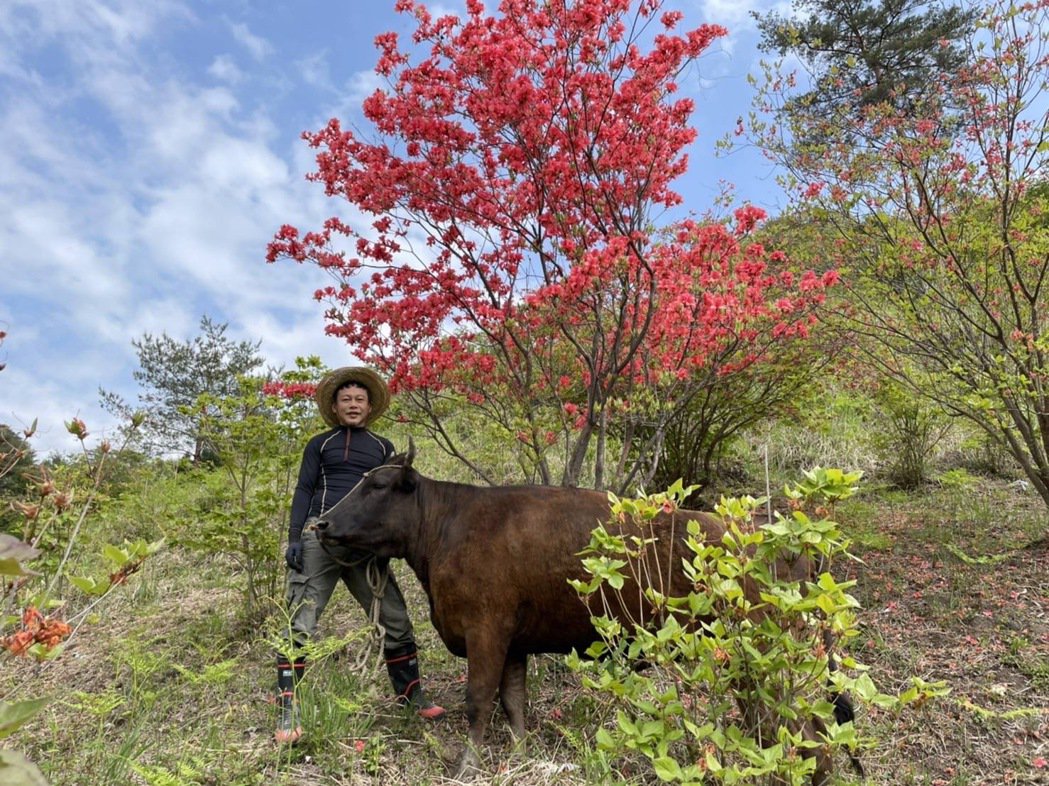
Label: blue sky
xmin=0 ymin=0 xmax=789 ymax=457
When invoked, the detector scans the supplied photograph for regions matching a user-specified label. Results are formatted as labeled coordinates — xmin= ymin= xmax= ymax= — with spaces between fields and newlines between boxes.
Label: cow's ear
xmin=398 ymin=437 xmax=417 ymax=491
xmin=399 ymin=466 xmax=417 ymax=493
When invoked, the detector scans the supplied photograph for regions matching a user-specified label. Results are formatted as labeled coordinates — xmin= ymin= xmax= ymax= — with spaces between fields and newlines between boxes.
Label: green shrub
xmin=870 ymin=383 xmax=951 ymax=489
xmin=569 ymin=469 xmax=945 ymax=784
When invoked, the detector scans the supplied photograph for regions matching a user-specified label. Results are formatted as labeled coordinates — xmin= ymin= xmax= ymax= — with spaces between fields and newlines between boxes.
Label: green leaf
xmin=595 ymin=727 xmax=615 ymax=750
xmin=703 ymin=748 xmax=723 ymax=772
xmin=69 ymin=576 xmax=110 ymax=596
xmin=652 ymin=756 xmax=682 ymax=782
xmin=0 ymin=698 xmax=50 ymax=740
xmin=101 ymin=544 xmax=129 ymax=566
xmin=0 ymin=749 xmax=50 ymax=786
xmin=616 ymin=711 xmax=638 ymax=737
xmin=0 ymin=535 xmax=40 ymax=578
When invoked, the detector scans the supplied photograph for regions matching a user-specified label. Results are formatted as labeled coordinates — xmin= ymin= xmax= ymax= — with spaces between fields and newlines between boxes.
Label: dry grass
xmin=3 ymin=479 xmax=1047 ymax=785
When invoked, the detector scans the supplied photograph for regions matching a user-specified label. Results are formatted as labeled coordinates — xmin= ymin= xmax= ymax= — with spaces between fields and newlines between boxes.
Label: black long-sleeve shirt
xmin=288 ymin=426 xmax=395 ymax=542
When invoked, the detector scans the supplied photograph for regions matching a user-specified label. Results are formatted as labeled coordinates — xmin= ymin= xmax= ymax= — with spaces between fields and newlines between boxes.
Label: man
xmin=275 ymin=366 xmax=445 ymax=744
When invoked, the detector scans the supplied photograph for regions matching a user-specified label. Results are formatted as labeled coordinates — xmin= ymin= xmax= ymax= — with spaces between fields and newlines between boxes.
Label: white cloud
xmin=0 ymin=1 xmax=347 ymax=455
xmin=229 ymin=21 xmax=272 ymax=61
xmin=208 ymin=54 xmax=243 ymax=84
xmin=297 ymin=51 xmax=333 ymax=92
xmin=698 ymin=0 xmax=763 ymax=31
xmin=345 ymin=68 xmax=384 ymax=106
xmin=0 ymin=0 xmax=790 ymax=456
xmin=424 ymin=3 xmax=464 ymax=20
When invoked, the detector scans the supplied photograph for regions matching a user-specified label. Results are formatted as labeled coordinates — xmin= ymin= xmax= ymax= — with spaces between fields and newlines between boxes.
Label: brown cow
xmin=314 ymin=443 xmax=857 ymax=782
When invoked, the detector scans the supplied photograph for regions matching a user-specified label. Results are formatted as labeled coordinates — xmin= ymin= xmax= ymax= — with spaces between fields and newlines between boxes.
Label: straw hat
xmin=315 ymin=367 xmax=390 ymax=427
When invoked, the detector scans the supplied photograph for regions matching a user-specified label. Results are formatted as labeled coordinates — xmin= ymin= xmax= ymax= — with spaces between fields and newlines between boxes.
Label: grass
xmin=834 ymin=480 xmax=1048 ymax=785
xmin=3 ymin=478 xmax=1047 ymax=786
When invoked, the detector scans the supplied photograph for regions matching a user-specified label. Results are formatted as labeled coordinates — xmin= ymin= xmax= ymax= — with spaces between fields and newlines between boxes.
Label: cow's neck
xmin=401 ymin=476 xmax=440 ymax=590
xmin=402 ymin=476 xmax=477 ymax=591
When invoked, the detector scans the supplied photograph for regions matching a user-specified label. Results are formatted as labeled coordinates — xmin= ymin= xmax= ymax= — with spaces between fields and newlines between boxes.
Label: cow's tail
xmin=824 ymin=628 xmax=864 ymax=777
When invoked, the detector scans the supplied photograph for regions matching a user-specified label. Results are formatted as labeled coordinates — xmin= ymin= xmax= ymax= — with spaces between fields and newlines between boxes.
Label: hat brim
xmin=315 ymin=367 xmax=390 ymax=428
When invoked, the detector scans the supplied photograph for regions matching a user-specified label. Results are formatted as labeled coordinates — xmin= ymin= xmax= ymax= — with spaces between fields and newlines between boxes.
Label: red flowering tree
xmin=269 ymin=0 xmax=834 ymax=489
xmin=746 ymin=0 xmax=1049 ymax=513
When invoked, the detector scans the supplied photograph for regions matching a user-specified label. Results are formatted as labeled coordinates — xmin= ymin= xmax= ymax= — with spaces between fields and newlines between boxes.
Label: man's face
xmin=331 ymin=384 xmax=371 ymax=428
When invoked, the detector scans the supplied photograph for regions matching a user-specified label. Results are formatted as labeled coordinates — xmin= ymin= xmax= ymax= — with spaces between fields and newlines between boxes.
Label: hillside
xmin=3 ymin=479 xmax=1047 ymax=785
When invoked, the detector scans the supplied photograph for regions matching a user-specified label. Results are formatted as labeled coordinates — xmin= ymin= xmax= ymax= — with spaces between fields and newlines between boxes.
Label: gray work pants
xmin=285 ymin=526 xmax=415 ymax=652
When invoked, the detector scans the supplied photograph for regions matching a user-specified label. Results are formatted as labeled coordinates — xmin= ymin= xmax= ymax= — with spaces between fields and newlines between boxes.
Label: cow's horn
xmin=405 ymin=436 xmax=415 ymax=467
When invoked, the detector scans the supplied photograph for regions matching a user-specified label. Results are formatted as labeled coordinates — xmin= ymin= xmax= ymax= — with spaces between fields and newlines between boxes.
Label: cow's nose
xmin=314 ymin=519 xmax=328 ymax=532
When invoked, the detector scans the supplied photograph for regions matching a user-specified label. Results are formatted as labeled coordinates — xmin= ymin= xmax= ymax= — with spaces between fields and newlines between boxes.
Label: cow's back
xmin=418 ymin=482 xmax=722 ymax=657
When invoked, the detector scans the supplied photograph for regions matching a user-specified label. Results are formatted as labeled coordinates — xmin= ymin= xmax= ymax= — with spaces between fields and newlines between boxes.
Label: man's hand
xmin=285 ymin=541 xmax=304 ymax=572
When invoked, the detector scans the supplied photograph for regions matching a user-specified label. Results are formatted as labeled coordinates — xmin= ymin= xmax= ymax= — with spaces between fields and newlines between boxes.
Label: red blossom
xmin=263 ymin=381 xmax=317 ymax=400
xmin=2 ymin=607 xmax=71 ymax=658
xmin=268 ymin=0 xmax=832 ymax=484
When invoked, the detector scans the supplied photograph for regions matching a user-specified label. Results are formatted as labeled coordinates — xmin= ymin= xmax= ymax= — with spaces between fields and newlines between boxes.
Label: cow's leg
xmin=736 ymin=686 xmax=792 ymax=786
xmin=802 ymin=716 xmax=833 ymax=786
xmin=738 ymin=687 xmax=833 ymax=786
xmin=453 ymin=631 xmax=511 ymax=778
xmin=498 ymin=652 xmax=528 ymax=742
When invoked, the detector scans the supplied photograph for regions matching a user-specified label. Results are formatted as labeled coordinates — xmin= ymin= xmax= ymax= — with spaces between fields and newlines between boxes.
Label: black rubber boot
xmin=385 ymin=645 xmax=446 ymax=720
xmin=275 ymin=656 xmax=305 ymax=744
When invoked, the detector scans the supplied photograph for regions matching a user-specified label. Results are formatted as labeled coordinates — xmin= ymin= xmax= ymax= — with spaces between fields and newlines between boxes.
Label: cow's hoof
xmin=451 ymin=748 xmax=483 ymax=780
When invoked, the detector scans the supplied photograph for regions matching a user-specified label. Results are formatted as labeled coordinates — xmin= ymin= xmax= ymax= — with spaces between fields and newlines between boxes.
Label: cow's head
xmin=313 ymin=438 xmax=420 ymax=558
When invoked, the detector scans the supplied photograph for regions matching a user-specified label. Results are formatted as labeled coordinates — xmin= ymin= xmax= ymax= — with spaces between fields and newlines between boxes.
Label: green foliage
xmin=936 ymin=468 xmax=977 ymax=490
xmin=0 ymin=748 xmax=49 ymax=786
xmin=65 ymin=691 xmax=125 ymax=722
xmin=0 ymin=413 xmax=163 ymax=786
xmin=0 ymin=696 xmax=51 ymax=785
xmin=129 ymin=760 xmax=204 ymax=786
xmin=570 ymin=469 xmax=945 ymax=784
xmin=0 ymin=698 xmax=50 ymax=741
xmin=745 ymin=381 xmax=879 ymax=483
xmin=944 ymin=544 xmax=1010 ymax=567
xmin=173 ymin=658 xmax=239 ymax=687
xmin=171 ymin=371 xmax=316 ymax=623
xmin=869 ymin=381 xmax=951 ymax=489
xmin=0 ymin=402 xmax=1040 ymax=784
xmin=641 ymin=342 xmax=829 ymax=501
xmin=755 ymin=0 xmax=977 ymax=120
xmin=0 ymin=425 xmax=37 ymax=536
xmin=93 ymin=460 xmax=203 ymax=544
xmin=941 ymin=420 xmax=1017 ymax=479
xmin=68 ymin=538 xmax=165 ymax=597
xmin=747 ymin=1 xmax=1049 ymax=516
xmin=99 ymin=315 xmax=265 ymax=461
xmin=0 ymin=535 xmax=39 ymax=579
xmin=783 ymin=466 xmax=862 ymax=504
xmin=849 ymin=188 xmax=1049 ymax=505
